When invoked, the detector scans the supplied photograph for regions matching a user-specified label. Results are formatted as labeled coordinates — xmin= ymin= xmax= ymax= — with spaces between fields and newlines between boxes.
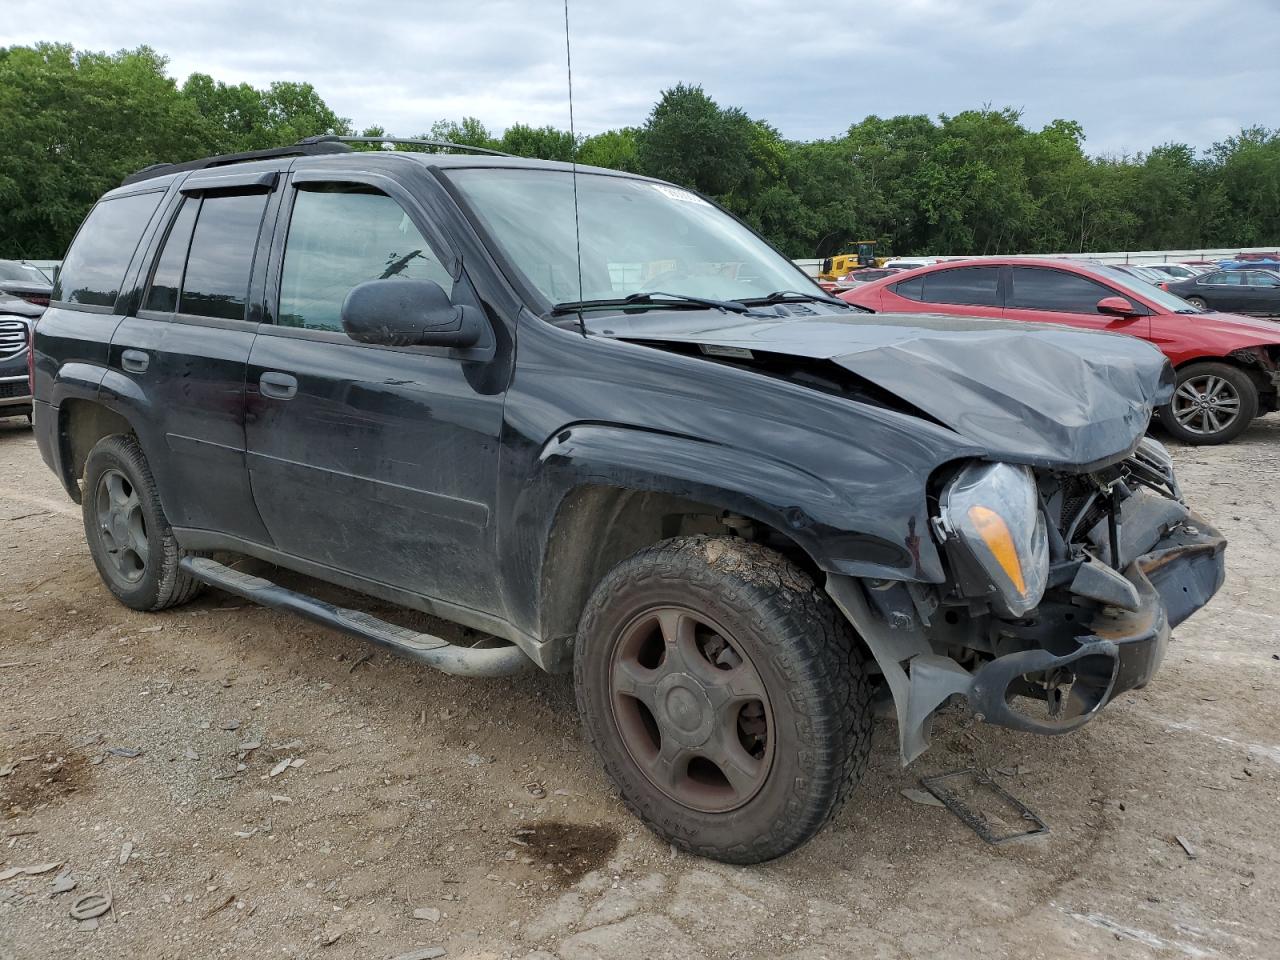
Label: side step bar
xmin=179 ymin=557 xmax=534 ymax=678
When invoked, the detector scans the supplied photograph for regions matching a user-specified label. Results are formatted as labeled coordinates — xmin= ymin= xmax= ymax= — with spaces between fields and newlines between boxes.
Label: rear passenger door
xmin=110 ymin=169 xmax=283 ymax=543
xmin=1004 ymin=266 xmax=1150 ymax=338
xmin=244 ymin=168 xmax=507 ymax=614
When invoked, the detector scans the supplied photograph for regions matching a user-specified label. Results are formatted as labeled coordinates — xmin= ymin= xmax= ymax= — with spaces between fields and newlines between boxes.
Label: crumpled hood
xmin=597 ymin=309 xmax=1173 ymax=470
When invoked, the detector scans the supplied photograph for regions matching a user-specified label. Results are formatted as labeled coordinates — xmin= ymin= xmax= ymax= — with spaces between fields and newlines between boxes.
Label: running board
xmin=179 ymin=556 xmax=534 ymax=678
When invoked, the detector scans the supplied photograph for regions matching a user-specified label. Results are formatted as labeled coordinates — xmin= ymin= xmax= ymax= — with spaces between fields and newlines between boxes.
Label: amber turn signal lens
xmin=965 ymin=505 xmax=1027 ymax=596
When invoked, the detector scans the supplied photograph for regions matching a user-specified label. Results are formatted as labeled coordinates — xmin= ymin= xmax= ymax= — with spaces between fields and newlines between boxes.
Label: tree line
xmin=2 ymin=43 xmax=1277 ymax=260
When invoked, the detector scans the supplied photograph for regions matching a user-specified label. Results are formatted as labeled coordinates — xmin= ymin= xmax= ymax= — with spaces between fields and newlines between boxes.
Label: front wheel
xmin=1158 ymin=361 xmax=1258 ymax=445
xmin=574 ymin=536 xmax=873 ymax=863
xmin=1185 ymin=296 xmax=1209 ymax=311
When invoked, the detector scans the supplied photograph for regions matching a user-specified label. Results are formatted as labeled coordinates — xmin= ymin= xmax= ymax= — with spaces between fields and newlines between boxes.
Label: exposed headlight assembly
xmin=938 ymin=461 xmax=1050 ymax=617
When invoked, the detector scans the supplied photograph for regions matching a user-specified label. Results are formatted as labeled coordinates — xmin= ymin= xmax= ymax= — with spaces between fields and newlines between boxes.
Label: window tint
xmin=920 ymin=267 xmax=1001 ymax=306
xmin=893 ymin=275 xmax=924 ymax=301
xmin=179 ymin=191 xmax=269 ymax=320
xmin=278 ymin=186 xmax=451 ymax=331
xmin=1008 ymin=268 xmax=1114 ymax=312
xmin=143 ymin=198 xmax=199 ymax=312
xmin=52 ymin=192 xmax=163 ymax=307
xmin=1247 ymin=271 xmax=1280 ymax=287
xmin=1203 ymin=271 xmax=1242 ymax=286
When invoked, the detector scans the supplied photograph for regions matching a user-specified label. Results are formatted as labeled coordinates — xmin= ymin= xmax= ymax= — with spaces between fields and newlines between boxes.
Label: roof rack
xmin=121 ymin=140 xmax=354 ymax=186
xmin=299 ymin=134 xmax=515 ymax=158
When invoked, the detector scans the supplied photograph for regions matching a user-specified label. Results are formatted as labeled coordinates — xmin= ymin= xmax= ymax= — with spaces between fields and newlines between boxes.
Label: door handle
xmin=121 ymin=349 xmax=149 ymax=374
xmin=259 ymin=371 xmax=298 ymax=400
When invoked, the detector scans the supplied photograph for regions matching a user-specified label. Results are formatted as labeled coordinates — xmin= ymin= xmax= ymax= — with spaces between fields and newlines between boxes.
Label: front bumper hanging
xmin=829 ymin=507 xmax=1226 ymax=763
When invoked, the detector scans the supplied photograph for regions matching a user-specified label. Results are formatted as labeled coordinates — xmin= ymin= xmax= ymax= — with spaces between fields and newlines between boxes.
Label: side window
xmin=278 ymin=186 xmax=453 ymax=332
xmin=1202 ymin=271 xmax=1238 ymax=285
xmin=143 ymin=198 xmax=199 ymax=313
xmin=52 ymin=191 xmax=164 ymax=307
xmin=920 ymin=267 xmax=1001 ymax=307
xmin=1008 ymin=268 xmax=1113 ymax=313
xmin=179 ymin=191 xmax=271 ymax=320
xmin=893 ymin=275 xmax=924 ymax=301
xmin=1247 ymin=271 xmax=1280 ymax=287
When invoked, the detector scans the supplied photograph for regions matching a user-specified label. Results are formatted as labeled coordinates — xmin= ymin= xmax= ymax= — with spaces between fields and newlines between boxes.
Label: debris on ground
xmin=901 ymin=788 xmax=945 ymax=807
xmin=389 ymin=947 xmax=446 ymax=960
xmin=413 ymin=907 xmax=441 ymax=923
xmin=1176 ymin=836 xmax=1199 ymax=859
xmin=920 ymin=769 xmax=1050 ymax=845
xmin=105 ymin=747 xmax=143 ymax=758
xmin=119 ymin=841 xmax=133 ymax=865
xmin=69 ymin=892 xmax=111 ymax=921
xmin=0 ymin=862 xmax=62 ymax=881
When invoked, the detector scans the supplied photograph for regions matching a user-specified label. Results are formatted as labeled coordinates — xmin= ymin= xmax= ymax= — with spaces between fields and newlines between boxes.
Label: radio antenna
xmin=563 ymin=0 xmax=587 ymax=337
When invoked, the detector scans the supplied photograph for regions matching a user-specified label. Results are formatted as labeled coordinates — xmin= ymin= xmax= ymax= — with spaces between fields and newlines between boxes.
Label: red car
xmin=841 ymin=257 xmax=1280 ymax=444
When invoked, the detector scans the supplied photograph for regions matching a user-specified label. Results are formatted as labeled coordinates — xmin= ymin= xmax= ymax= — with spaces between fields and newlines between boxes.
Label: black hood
xmin=593 ymin=309 xmax=1174 ymax=470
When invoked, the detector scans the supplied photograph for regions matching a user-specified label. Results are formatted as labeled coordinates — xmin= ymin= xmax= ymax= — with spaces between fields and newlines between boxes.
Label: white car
xmin=1142 ymin=263 xmax=1203 ymax=281
xmin=881 ymin=258 xmax=938 ymax=270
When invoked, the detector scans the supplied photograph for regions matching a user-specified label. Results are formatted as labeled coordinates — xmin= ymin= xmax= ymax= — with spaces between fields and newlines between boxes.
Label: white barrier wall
xmin=795 ymin=247 xmax=1280 ymax=277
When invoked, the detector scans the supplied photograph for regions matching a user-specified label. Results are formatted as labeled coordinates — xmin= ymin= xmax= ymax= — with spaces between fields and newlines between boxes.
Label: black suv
xmin=32 ymin=138 xmax=1226 ymax=863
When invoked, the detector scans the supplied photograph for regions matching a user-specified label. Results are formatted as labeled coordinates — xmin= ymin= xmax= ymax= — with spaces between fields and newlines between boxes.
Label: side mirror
xmin=341 ymin=278 xmax=484 ymax=348
xmin=1096 ymin=295 xmax=1139 ymax=317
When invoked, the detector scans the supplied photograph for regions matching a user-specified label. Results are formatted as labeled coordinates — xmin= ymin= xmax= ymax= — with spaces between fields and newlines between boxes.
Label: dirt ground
xmin=1 ymin=414 xmax=1277 ymax=960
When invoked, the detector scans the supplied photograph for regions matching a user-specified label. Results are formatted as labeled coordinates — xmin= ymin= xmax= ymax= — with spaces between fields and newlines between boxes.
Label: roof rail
xmin=121 ymin=140 xmax=354 ymax=186
xmin=299 ymin=134 xmax=515 ymax=158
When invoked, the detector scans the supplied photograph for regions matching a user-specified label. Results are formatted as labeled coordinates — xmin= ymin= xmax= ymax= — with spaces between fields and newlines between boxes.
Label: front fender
xmin=532 ymin=423 xmax=919 ymax=579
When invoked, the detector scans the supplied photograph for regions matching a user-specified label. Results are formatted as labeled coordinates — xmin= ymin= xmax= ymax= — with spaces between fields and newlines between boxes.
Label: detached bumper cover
xmin=965 ymin=514 xmax=1224 ymax=737
xmin=829 ymin=510 xmax=1225 ymax=763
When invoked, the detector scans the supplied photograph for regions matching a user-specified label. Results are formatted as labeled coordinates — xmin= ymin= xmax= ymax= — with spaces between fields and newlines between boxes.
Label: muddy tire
xmin=81 ymin=434 xmax=203 ymax=611
xmin=574 ymin=535 xmax=873 ymax=863
xmin=1158 ymin=361 xmax=1257 ymax=445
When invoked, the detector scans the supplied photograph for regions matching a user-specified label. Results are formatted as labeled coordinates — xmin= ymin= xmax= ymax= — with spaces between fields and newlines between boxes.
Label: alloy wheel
xmin=609 ymin=605 xmax=774 ymax=813
xmin=1171 ymin=374 xmax=1242 ymax=437
xmin=94 ymin=468 xmax=149 ymax=583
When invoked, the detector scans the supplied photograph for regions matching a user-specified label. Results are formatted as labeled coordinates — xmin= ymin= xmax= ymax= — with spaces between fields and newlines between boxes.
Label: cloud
xmin=2 ymin=0 xmax=1268 ymax=154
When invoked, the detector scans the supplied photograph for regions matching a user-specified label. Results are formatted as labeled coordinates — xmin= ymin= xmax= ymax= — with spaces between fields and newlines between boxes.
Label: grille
xmin=0 ymin=319 xmax=28 ymax=361
xmin=0 ymin=380 xmax=29 ymax=400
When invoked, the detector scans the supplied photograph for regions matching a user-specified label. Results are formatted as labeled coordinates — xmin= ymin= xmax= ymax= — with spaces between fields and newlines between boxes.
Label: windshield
xmin=1089 ymin=264 xmax=1204 ymax=313
xmin=0 ymin=260 xmax=49 ymax=283
xmin=444 ymin=169 xmax=820 ymax=308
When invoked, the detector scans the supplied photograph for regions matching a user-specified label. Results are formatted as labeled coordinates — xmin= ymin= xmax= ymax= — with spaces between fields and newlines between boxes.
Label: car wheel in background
xmin=1158 ymin=362 xmax=1257 ymax=445
xmin=1185 ymin=296 xmax=1209 ymax=310
xmin=575 ymin=535 xmax=873 ymax=863
xmin=81 ymin=434 xmax=203 ymax=610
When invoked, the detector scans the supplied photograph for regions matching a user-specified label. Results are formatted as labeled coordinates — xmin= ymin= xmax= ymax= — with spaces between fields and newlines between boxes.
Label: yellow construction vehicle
xmin=818 ymin=240 xmax=882 ymax=279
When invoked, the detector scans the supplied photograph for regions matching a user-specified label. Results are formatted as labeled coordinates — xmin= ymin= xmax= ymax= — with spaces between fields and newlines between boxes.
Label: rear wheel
xmin=82 ymin=435 xmax=203 ymax=611
xmin=574 ymin=535 xmax=872 ymax=863
xmin=1185 ymin=296 xmax=1209 ymax=310
xmin=1158 ymin=361 xmax=1257 ymax=445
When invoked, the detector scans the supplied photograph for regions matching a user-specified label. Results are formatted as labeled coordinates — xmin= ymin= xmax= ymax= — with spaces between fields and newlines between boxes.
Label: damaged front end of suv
xmin=828 ymin=438 xmax=1225 ymax=762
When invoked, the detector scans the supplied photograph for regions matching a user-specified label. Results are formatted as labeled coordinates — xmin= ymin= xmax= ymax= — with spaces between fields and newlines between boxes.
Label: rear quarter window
xmin=52 ymin=191 xmax=165 ymax=308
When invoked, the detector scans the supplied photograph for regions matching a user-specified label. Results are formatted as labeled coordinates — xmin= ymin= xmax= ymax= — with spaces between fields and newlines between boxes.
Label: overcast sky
xmin=5 ymin=0 xmax=1276 ymax=156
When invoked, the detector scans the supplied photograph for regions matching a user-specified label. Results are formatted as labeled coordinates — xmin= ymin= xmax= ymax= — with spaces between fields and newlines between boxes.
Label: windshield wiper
xmin=552 ymin=291 xmax=757 ymax=316
xmin=744 ymin=289 xmax=867 ymax=311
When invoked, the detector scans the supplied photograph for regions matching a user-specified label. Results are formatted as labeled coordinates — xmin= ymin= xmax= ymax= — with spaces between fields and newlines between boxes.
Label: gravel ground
xmin=1 ymin=414 xmax=1277 ymax=960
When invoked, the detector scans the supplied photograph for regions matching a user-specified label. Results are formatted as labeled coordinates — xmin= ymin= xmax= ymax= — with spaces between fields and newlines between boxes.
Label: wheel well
xmin=59 ymin=399 xmax=134 ymax=501
xmin=1175 ymin=355 xmax=1274 ymax=399
xmin=538 ymin=485 xmax=816 ymax=646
